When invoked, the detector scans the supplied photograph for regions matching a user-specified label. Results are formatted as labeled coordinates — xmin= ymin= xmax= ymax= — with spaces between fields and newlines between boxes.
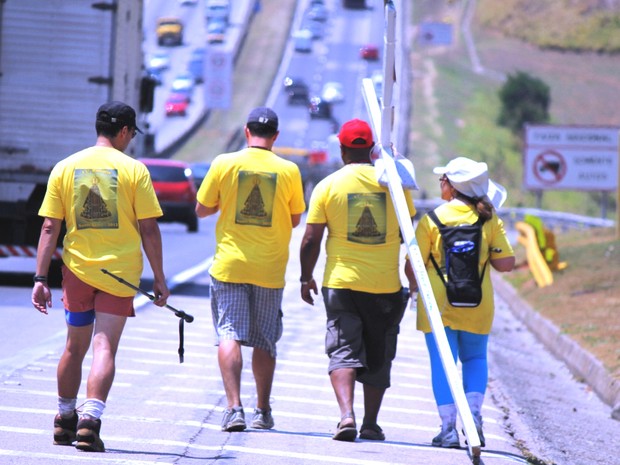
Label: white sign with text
xmin=524 ymin=125 xmax=619 ymax=191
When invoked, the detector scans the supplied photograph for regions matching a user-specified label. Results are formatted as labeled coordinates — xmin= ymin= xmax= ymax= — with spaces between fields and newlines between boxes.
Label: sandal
xmin=332 ymin=412 xmax=357 ymax=442
xmin=359 ymin=423 xmax=385 ymax=441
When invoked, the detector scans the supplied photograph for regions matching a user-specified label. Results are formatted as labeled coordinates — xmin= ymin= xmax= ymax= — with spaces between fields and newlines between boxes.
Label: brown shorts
xmin=62 ymin=266 xmax=135 ymax=317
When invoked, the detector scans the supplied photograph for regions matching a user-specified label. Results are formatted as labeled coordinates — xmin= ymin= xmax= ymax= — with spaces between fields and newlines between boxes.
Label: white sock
xmin=81 ymin=398 xmax=106 ymax=420
xmin=438 ymin=403 xmax=457 ymax=430
xmin=58 ymin=397 xmax=77 ymax=418
xmin=465 ymin=391 xmax=485 ymax=417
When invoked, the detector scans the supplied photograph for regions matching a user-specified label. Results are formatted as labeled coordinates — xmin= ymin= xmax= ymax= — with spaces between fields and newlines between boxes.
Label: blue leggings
xmin=424 ymin=328 xmax=488 ymax=406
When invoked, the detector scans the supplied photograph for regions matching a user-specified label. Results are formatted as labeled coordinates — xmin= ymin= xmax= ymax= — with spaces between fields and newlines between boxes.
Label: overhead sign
xmin=204 ymin=47 xmax=232 ymax=109
xmin=524 ymin=125 xmax=619 ymax=191
xmin=418 ymin=22 xmax=453 ymax=46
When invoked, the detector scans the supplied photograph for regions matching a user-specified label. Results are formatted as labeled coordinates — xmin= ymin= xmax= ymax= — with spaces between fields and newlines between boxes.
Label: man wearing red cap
xmin=299 ymin=118 xmax=416 ymax=442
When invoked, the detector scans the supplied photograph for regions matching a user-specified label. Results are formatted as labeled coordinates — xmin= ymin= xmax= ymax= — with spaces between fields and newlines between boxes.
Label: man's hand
xmin=32 ymin=282 xmax=52 ymax=314
xmin=151 ymin=278 xmax=170 ymax=307
xmin=300 ymin=278 xmax=318 ymax=305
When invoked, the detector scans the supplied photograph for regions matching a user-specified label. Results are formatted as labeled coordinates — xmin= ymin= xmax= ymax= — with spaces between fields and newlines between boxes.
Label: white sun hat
xmin=433 ymin=156 xmax=507 ymax=209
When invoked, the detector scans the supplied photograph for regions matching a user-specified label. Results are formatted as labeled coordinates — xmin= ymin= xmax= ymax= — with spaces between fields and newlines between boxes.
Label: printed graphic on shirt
xmin=236 ymin=170 xmax=277 ymax=227
xmin=75 ymin=169 xmax=119 ymax=230
xmin=347 ymin=192 xmax=386 ymax=244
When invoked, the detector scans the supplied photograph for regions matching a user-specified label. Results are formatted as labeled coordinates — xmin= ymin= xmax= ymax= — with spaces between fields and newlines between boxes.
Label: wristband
xmin=33 ymin=275 xmax=48 ymax=283
xmin=300 ymin=277 xmax=313 ymax=285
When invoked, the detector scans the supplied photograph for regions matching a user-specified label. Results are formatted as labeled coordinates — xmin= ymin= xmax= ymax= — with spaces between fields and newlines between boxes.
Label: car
xmin=146 ymin=68 xmax=164 ymax=86
xmin=360 ymin=43 xmax=379 ymax=60
xmin=171 ymin=72 xmax=195 ymax=99
xmin=320 ymin=81 xmax=344 ymax=103
xmin=165 ymin=92 xmax=190 ymax=117
xmin=140 ymin=158 xmax=199 ymax=232
xmin=370 ymin=70 xmax=383 ymax=98
xmin=190 ymin=162 xmax=211 ymax=190
xmin=207 ymin=18 xmax=227 ymax=43
xmin=293 ymin=29 xmax=313 ymax=52
xmin=156 ymin=17 xmax=183 ymax=46
xmin=147 ymin=51 xmax=171 ymax=71
xmin=302 ymin=18 xmax=325 ymax=40
xmin=283 ymin=76 xmax=309 ymax=104
xmin=308 ymin=96 xmax=333 ymax=119
xmin=205 ymin=0 xmax=230 ymax=24
xmin=306 ymin=4 xmax=328 ymax=22
xmin=187 ymin=47 xmax=206 ymax=83
xmin=177 ymin=0 xmax=197 ymax=5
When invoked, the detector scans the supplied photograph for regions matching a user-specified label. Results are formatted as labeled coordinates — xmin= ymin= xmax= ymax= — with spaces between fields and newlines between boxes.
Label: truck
xmin=0 ymin=0 xmax=144 ymax=283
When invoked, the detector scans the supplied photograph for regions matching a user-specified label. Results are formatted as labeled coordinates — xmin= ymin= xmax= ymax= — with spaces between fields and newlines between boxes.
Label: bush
xmin=497 ymin=71 xmax=550 ymax=135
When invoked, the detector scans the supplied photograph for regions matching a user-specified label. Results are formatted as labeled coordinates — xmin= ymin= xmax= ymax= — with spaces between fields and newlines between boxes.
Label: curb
xmin=492 ymin=274 xmax=620 ymax=419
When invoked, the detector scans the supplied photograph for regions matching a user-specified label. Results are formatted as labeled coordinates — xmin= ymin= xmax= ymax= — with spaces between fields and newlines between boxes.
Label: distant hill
xmin=477 ymin=0 xmax=620 ymax=53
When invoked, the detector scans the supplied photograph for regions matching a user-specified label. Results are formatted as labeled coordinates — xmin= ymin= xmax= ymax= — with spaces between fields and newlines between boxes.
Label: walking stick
xmin=101 ymin=269 xmax=194 ymax=363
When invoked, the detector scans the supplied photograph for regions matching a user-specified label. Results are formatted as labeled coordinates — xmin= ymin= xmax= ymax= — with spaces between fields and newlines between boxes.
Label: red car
xmin=139 ymin=158 xmax=198 ymax=232
xmin=360 ymin=44 xmax=379 ymax=60
xmin=165 ymin=93 xmax=190 ymax=117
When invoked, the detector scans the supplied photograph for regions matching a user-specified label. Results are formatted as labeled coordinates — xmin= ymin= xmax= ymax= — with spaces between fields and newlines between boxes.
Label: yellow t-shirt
xmin=306 ymin=164 xmax=416 ymax=294
xmin=197 ymin=147 xmax=306 ymax=288
xmin=38 ymin=146 xmax=162 ymax=297
xmin=415 ymin=200 xmax=515 ymax=334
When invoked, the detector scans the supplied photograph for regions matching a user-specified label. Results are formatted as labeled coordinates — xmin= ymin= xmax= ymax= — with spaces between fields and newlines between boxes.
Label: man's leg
xmin=57 ymin=323 xmax=94 ymax=399
xmin=361 ymin=383 xmax=386 ymax=426
xmin=330 ymin=367 xmax=356 ymax=419
xmin=86 ymin=312 xmax=127 ymax=402
xmin=218 ymin=339 xmax=244 ymax=407
xmin=252 ymin=347 xmax=275 ymax=411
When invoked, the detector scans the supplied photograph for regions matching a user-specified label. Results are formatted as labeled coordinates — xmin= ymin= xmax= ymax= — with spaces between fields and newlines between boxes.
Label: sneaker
xmin=250 ymin=408 xmax=274 ymax=429
xmin=471 ymin=413 xmax=486 ymax=447
xmin=432 ymin=426 xmax=460 ymax=448
xmin=221 ymin=406 xmax=246 ymax=432
xmin=53 ymin=411 xmax=78 ymax=445
xmin=75 ymin=416 xmax=105 ymax=452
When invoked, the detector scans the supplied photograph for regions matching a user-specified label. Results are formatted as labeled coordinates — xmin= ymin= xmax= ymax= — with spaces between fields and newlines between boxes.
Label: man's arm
xmin=196 ymin=201 xmax=218 ymax=218
xmin=291 ymin=213 xmax=302 ymax=228
xmin=299 ymin=222 xmax=326 ymax=305
xmin=31 ymin=217 xmax=62 ymax=314
xmin=138 ymin=217 xmax=170 ymax=306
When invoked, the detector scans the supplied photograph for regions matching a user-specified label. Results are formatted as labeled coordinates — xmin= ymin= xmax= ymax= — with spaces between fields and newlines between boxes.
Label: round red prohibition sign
xmin=533 ymin=150 xmax=567 ymax=185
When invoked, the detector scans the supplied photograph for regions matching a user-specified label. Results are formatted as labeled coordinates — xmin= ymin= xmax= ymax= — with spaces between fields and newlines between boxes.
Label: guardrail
xmin=413 ymin=199 xmax=616 ymax=231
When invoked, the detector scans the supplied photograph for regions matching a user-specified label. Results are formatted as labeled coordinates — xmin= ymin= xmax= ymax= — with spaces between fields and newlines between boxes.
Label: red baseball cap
xmin=338 ymin=119 xmax=374 ymax=148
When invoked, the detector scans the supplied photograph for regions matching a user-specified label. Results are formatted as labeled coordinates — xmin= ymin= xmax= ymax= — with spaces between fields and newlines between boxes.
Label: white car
xmin=148 ymin=51 xmax=171 ymax=71
xmin=321 ymin=81 xmax=344 ymax=103
xmin=293 ymin=29 xmax=312 ymax=52
xmin=171 ymin=72 xmax=195 ymax=99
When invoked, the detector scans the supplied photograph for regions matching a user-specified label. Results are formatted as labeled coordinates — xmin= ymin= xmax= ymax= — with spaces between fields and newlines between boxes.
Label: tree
xmin=497 ymin=71 xmax=550 ymax=135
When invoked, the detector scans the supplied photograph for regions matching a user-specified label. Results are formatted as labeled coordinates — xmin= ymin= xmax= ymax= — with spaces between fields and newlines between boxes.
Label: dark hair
xmin=247 ymin=122 xmax=278 ymax=138
xmin=455 ymin=192 xmax=494 ymax=222
xmin=96 ymin=120 xmax=124 ymax=138
xmin=341 ymin=144 xmax=374 ymax=163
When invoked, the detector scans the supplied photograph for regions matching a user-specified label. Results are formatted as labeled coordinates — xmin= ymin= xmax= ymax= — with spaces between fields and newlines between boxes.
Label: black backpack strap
xmin=427 ymin=210 xmax=447 ymax=285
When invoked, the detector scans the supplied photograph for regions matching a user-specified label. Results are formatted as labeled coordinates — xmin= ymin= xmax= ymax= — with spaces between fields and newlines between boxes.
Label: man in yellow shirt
xmin=196 ymin=107 xmax=305 ymax=432
xmin=300 ymin=119 xmax=416 ymax=442
xmin=31 ymin=101 xmax=169 ymax=452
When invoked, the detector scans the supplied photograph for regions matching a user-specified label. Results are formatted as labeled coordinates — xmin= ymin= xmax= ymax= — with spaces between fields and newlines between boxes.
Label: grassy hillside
xmin=477 ymin=0 xmax=620 ymax=53
xmin=409 ymin=0 xmax=620 ymax=218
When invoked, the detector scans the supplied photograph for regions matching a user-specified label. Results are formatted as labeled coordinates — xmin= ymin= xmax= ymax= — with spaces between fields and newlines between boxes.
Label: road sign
xmin=204 ymin=47 xmax=232 ymax=109
xmin=524 ymin=125 xmax=619 ymax=191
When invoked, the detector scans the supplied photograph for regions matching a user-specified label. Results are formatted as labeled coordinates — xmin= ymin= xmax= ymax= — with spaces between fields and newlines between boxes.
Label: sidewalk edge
xmin=492 ymin=274 xmax=620 ymax=418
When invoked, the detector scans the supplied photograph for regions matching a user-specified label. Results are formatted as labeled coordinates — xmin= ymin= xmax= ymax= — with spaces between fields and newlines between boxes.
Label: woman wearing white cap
xmin=412 ymin=157 xmax=515 ymax=448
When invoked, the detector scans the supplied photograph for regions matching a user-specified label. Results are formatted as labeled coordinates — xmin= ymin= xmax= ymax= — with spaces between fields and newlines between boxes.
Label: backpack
xmin=427 ymin=210 xmax=488 ymax=308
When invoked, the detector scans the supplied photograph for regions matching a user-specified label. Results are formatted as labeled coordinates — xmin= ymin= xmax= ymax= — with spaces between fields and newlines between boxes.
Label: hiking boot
xmin=359 ymin=423 xmax=385 ymax=441
xmin=53 ymin=411 xmax=78 ymax=445
xmin=250 ymin=408 xmax=274 ymax=429
xmin=432 ymin=426 xmax=460 ymax=448
xmin=75 ymin=416 xmax=105 ymax=452
xmin=221 ymin=406 xmax=246 ymax=432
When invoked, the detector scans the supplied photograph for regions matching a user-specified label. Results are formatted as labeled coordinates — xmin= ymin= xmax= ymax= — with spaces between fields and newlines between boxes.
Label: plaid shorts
xmin=210 ymin=276 xmax=284 ymax=357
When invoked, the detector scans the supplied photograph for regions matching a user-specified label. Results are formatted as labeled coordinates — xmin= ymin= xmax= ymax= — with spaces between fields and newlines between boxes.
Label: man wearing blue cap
xmin=196 ymin=107 xmax=306 ymax=432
